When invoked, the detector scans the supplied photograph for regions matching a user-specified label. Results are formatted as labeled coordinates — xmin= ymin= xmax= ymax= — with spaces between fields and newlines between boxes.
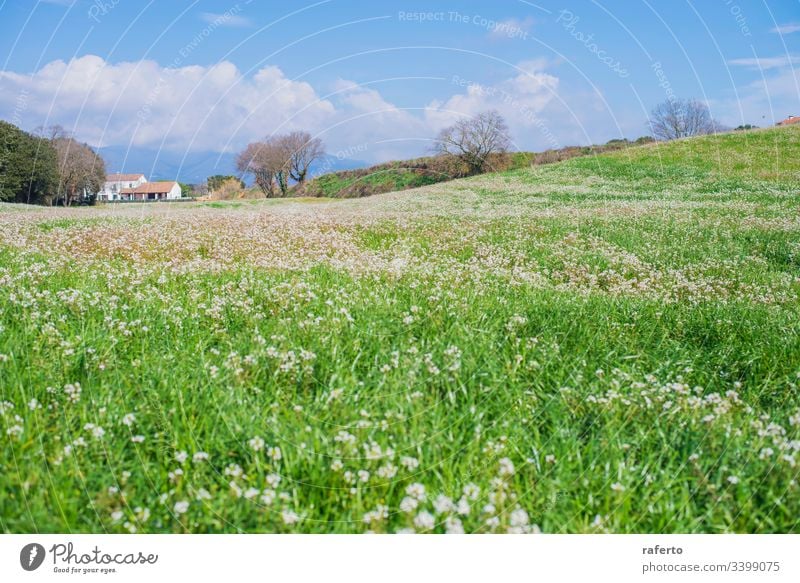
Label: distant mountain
xmin=98 ymin=146 xmax=368 ymax=185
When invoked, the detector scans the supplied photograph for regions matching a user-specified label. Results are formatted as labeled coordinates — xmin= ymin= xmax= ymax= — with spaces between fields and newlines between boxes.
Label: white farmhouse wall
xmin=166 ymin=182 xmax=182 ymax=199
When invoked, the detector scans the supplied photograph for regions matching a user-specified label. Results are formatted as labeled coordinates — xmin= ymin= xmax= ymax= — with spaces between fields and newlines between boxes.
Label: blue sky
xmin=0 ymin=0 xmax=798 ymax=164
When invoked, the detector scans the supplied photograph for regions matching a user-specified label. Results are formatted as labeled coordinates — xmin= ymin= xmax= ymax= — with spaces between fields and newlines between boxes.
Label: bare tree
xmin=434 ymin=110 xmax=511 ymax=174
xmin=237 ymin=141 xmax=278 ymax=198
xmin=649 ymin=98 xmax=717 ymax=141
xmin=34 ymin=124 xmax=72 ymax=143
xmin=237 ymin=139 xmax=293 ymax=197
xmin=280 ymin=131 xmax=325 ymax=184
xmin=52 ymin=137 xmax=106 ymax=206
xmin=237 ymin=132 xmax=324 ymax=197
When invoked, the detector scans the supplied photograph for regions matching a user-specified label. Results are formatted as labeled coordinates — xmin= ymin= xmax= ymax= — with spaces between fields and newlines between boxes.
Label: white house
xmin=98 ymin=173 xmax=147 ymax=201
xmin=120 ymin=181 xmax=182 ymax=201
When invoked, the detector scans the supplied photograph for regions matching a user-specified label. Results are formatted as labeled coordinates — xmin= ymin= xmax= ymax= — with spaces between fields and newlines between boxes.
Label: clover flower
xmin=498 ymin=458 xmax=515 ymax=477
xmin=281 ymin=510 xmax=300 ymax=525
xmin=399 ymin=497 xmax=418 ymax=513
xmin=406 ymin=483 xmax=426 ymax=501
xmin=413 ymin=511 xmax=435 ymax=530
xmin=433 ymin=494 xmax=454 ymax=514
xmin=248 ymin=436 xmax=265 ymax=451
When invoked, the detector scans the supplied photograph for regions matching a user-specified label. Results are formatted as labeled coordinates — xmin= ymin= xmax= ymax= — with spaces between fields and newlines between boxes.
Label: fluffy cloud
xmin=0 ymin=53 xmax=653 ymax=163
xmin=424 ymin=60 xmax=565 ymax=150
xmin=0 ymin=54 xmax=573 ymax=161
xmin=0 ymin=55 xmax=334 ymax=153
xmin=323 ymin=80 xmax=433 ymax=161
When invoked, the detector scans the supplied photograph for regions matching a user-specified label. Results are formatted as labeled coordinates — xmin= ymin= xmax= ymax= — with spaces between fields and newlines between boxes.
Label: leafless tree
xmin=52 ymin=137 xmax=106 ymax=206
xmin=434 ymin=110 xmax=511 ymax=174
xmin=237 ymin=139 xmax=290 ymax=197
xmin=649 ymin=98 xmax=718 ymax=141
xmin=35 ymin=124 xmax=71 ymax=141
xmin=238 ymin=132 xmax=324 ymax=197
xmin=237 ymin=141 xmax=279 ymax=198
xmin=280 ymin=131 xmax=325 ymax=184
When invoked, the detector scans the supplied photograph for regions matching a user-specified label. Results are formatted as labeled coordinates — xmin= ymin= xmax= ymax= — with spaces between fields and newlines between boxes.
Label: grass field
xmin=1 ymin=127 xmax=799 ymax=533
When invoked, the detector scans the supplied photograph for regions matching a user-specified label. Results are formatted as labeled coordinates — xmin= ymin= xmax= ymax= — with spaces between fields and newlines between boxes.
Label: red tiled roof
xmin=120 ymin=181 xmax=178 ymax=194
xmin=106 ymin=173 xmax=146 ymax=182
xmin=777 ymin=116 xmax=800 ymax=126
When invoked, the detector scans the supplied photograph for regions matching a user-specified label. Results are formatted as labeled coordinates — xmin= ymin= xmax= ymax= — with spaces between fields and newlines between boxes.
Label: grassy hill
xmin=291 ymin=138 xmax=651 ymax=199
xmin=1 ymin=126 xmax=799 ymax=533
xmin=566 ymin=126 xmax=800 ymax=184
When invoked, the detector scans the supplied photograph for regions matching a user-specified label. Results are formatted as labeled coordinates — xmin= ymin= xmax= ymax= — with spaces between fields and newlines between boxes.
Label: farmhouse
xmin=120 ymin=181 xmax=182 ymax=201
xmin=97 ymin=173 xmax=147 ymax=201
xmin=777 ymin=115 xmax=800 ymax=126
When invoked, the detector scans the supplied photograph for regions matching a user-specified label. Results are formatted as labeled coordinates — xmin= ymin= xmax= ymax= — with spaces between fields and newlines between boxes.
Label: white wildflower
xmin=433 ymin=494 xmax=454 ymax=514
xmin=445 ymin=516 xmax=464 ymax=534
xmin=406 ymin=482 xmax=426 ymax=501
xmin=281 ymin=510 xmax=300 ymax=525
xmin=400 ymin=456 xmax=419 ymax=470
xmin=413 ymin=511 xmax=435 ymax=530
xmin=498 ymin=457 xmax=515 ymax=477
xmin=463 ymin=483 xmax=480 ymax=500
xmin=399 ymin=496 xmax=418 ymax=513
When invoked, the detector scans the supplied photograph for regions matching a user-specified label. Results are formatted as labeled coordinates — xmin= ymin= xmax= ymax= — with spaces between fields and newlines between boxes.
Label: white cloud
xmin=424 ymin=60 xmax=564 ymax=150
xmin=324 ymin=80 xmax=432 ymax=161
xmin=771 ymin=23 xmax=800 ymax=35
xmin=0 ymin=54 xmax=649 ymax=162
xmin=729 ymin=55 xmax=800 ymax=69
xmin=199 ymin=12 xmax=253 ymax=28
xmin=0 ymin=55 xmax=333 ymax=153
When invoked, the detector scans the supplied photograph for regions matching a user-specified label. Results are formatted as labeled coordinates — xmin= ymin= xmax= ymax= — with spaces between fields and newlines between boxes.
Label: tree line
xmin=0 ymin=122 xmax=105 ymax=206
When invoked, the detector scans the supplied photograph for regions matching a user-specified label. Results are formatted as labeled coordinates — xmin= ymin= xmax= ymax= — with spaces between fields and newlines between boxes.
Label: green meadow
xmin=1 ymin=127 xmax=799 ymax=533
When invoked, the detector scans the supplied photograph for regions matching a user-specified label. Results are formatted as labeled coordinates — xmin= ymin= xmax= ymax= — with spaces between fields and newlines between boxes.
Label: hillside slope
xmin=291 ymin=138 xmax=650 ymax=199
xmin=564 ymin=126 xmax=800 ymax=185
